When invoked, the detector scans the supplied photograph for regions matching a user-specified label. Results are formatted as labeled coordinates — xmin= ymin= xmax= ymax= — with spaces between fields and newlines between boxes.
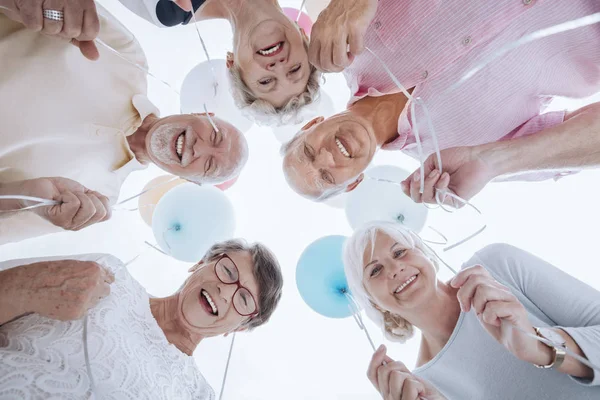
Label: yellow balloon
xmin=305 ymin=0 xmax=330 ymax=22
xmin=138 ymin=175 xmax=187 ymax=226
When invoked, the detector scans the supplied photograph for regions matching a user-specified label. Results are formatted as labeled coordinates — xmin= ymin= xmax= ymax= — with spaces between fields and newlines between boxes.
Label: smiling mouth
xmin=257 ymin=41 xmax=284 ymax=56
xmin=335 ymin=137 xmax=351 ymax=158
xmin=199 ymin=289 xmax=218 ymax=316
xmin=175 ymin=132 xmax=184 ymax=161
xmin=394 ymin=275 xmax=418 ymax=294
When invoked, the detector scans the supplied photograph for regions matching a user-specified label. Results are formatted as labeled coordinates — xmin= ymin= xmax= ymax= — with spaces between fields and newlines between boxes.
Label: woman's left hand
xmin=451 ymin=265 xmax=553 ymax=366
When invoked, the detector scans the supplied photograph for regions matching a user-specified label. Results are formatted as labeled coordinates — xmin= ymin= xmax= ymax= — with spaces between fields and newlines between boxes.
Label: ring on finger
xmin=43 ymin=9 xmax=64 ymax=21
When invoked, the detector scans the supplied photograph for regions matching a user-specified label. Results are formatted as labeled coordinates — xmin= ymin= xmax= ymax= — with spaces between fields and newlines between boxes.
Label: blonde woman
xmin=343 ymin=221 xmax=600 ymax=399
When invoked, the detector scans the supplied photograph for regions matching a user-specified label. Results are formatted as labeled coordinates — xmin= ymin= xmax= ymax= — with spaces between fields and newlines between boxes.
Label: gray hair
xmin=202 ymin=239 xmax=284 ymax=330
xmin=343 ymin=221 xmax=439 ymax=342
xmin=227 ymin=38 xmax=323 ymax=126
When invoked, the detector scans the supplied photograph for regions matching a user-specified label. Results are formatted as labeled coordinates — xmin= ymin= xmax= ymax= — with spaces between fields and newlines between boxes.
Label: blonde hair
xmin=227 ymin=37 xmax=323 ymax=126
xmin=343 ymin=221 xmax=439 ymax=342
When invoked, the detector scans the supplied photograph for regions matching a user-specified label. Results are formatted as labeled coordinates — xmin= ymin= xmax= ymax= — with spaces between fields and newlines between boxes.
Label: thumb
xmin=174 ymin=0 xmax=194 ymax=12
xmin=71 ymin=39 xmax=100 ymax=61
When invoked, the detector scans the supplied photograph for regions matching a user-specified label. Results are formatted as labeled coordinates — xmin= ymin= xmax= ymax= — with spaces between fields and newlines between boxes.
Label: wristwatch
xmin=533 ymin=327 xmax=567 ymax=369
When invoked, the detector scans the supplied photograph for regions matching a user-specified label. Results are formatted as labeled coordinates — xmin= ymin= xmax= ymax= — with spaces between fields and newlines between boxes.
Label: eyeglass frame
xmin=213 ymin=254 xmax=259 ymax=318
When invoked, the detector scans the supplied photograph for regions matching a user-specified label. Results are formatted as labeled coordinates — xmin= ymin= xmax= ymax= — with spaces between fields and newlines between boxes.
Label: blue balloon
xmin=152 ymin=183 xmax=236 ymax=262
xmin=296 ymin=235 xmax=354 ymax=319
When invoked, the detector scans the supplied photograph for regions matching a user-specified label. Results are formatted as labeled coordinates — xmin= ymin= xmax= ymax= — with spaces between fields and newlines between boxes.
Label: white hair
xmin=343 ymin=221 xmax=440 ymax=342
xmin=227 ymin=39 xmax=323 ymax=127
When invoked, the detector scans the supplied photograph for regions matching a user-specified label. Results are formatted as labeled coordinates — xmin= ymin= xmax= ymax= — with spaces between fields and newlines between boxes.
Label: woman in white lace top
xmin=0 ymin=239 xmax=283 ymax=400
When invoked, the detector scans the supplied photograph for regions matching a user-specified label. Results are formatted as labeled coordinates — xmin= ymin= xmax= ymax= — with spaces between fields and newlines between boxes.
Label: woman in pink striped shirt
xmin=282 ymin=0 xmax=600 ymax=203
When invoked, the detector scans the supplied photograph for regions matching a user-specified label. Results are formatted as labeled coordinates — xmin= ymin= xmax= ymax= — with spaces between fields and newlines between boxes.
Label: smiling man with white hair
xmin=0 ymin=4 xmax=248 ymax=245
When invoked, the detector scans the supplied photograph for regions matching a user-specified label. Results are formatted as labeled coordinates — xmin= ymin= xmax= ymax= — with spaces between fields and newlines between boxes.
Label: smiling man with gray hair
xmin=0 ymin=4 xmax=248 ymax=245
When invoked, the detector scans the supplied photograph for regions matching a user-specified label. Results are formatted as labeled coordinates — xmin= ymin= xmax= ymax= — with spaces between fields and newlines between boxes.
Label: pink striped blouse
xmin=343 ymin=0 xmax=600 ymax=180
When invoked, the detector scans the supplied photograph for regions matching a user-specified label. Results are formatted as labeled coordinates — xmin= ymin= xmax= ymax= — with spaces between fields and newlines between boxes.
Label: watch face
xmin=538 ymin=328 xmax=566 ymax=346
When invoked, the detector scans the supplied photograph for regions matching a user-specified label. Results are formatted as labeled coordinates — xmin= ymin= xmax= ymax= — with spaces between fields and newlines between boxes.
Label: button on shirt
xmin=343 ymin=0 xmax=600 ymax=180
xmin=0 ymin=5 xmax=155 ymax=245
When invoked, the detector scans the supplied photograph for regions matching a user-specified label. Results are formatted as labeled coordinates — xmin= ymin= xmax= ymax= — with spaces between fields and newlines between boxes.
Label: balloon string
xmin=345 ymin=292 xmax=377 ymax=353
xmin=115 ymin=176 xmax=181 ymax=206
xmin=219 ymin=333 xmax=236 ymax=400
xmin=296 ymin=0 xmax=307 ymax=22
xmin=190 ymin=13 xmax=218 ymax=98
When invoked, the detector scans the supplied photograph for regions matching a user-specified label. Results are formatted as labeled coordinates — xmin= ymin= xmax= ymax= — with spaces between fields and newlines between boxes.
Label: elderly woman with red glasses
xmin=0 ymin=239 xmax=283 ymax=399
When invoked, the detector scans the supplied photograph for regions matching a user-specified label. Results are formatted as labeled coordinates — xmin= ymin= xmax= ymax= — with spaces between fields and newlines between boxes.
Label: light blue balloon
xmin=296 ymin=235 xmax=354 ymax=319
xmin=152 ymin=183 xmax=236 ymax=262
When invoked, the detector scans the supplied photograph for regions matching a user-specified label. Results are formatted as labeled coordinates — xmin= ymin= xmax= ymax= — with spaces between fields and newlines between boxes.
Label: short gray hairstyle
xmin=202 ymin=239 xmax=283 ymax=330
xmin=343 ymin=221 xmax=439 ymax=342
xmin=227 ymin=38 xmax=323 ymax=126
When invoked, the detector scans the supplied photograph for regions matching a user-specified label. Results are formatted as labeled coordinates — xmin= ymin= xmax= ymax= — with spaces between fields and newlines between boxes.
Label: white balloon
xmin=345 ymin=165 xmax=428 ymax=233
xmin=180 ymin=59 xmax=253 ymax=133
xmin=323 ymin=192 xmax=347 ymax=209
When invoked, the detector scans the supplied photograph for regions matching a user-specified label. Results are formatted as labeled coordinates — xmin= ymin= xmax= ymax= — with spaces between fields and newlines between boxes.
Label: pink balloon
xmin=282 ymin=7 xmax=313 ymax=36
xmin=215 ymin=176 xmax=238 ymax=191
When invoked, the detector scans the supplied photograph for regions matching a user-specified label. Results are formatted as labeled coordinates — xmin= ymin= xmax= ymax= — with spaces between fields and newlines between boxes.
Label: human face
xmin=234 ymin=19 xmax=310 ymax=108
xmin=178 ymin=251 xmax=260 ymax=336
xmin=362 ymin=232 xmax=438 ymax=315
xmin=282 ymin=114 xmax=378 ymax=198
xmin=145 ymin=113 xmax=246 ymax=183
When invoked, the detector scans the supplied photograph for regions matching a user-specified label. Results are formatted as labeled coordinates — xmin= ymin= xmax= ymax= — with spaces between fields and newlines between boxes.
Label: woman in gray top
xmin=343 ymin=221 xmax=600 ymax=400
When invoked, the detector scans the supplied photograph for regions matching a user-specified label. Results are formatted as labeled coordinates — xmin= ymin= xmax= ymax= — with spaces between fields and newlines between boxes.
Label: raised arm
xmin=402 ymin=102 xmax=600 ymax=206
xmin=471 ymin=243 xmax=600 ymax=385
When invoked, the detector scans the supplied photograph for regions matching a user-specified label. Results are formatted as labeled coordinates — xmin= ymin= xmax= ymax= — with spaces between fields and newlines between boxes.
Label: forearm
xmin=0 ymin=267 xmax=31 ymax=325
xmin=478 ymin=103 xmax=600 ymax=176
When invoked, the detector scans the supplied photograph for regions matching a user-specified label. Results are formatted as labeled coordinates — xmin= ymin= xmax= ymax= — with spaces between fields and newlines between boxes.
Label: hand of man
xmin=308 ymin=0 xmax=378 ymax=73
xmin=367 ymin=345 xmax=447 ymax=400
xmin=451 ymin=265 xmax=553 ymax=366
xmin=401 ymin=146 xmax=497 ymax=208
xmin=15 ymin=260 xmax=115 ymax=321
xmin=19 ymin=177 xmax=112 ymax=231
xmin=0 ymin=0 xmax=100 ymax=60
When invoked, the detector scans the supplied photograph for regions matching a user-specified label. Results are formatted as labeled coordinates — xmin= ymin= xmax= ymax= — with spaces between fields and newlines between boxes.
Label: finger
xmin=70 ymin=39 xmax=100 ymax=61
xmin=77 ymin=193 xmax=106 ymax=229
xmin=175 ymin=0 xmax=194 ymax=12
xmin=78 ymin=6 xmax=99 ymax=41
xmin=91 ymin=191 xmax=112 ymax=222
xmin=409 ymin=172 xmax=422 ymax=203
xmin=308 ymin=39 xmax=321 ymax=70
xmin=367 ymin=345 xmax=388 ymax=387
xmin=401 ymin=180 xmax=410 ymax=197
xmin=320 ymin=40 xmax=333 ymax=73
xmin=20 ymin=0 xmax=44 ymax=31
xmin=401 ymin=378 xmax=425 ymax=400
xmin=70 ymin=192 xmax=96 ymax=230
xmin=421 ymin=169 xmax=441 ymax=204
xmin=49 ymin=191 xmax=81 ymax=228
xmin=332 ymin=35 xmax=349 ymax=70
xmin=378 ymin=361 xmax=410 ymax=397
xmin=456 ymin=274 xmax=490 ymax=313
xmin=481 ymin=300 xmax=521 ymax=327
xmin=41 ymin=0 xmax=64 ymax=36
xmin=450 ymin=264 xmax=489 ymax=288
xmin=434 ymin=173 xmax=455 ymax=206
xmin=348 ymin=30 xmax=365 ymax=56
xmin=472 ymin=286 xmax=514 ymax=317
xmin=60 ymin=1 xmax=83 ymax=39
xmin=386 ymin=370 xmax=410 ymax=400
xmin=100 ymin=267 xmax=116 ymax=284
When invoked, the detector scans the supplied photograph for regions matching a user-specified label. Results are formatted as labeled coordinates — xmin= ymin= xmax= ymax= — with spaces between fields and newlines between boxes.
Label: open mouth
xmin=394 ymin=274 xmax=418 ymax=294
xmin=175 ymin=132 xmax=185 ymax=161
xmin=335 ymin=137 xmax=351 ymax=158
xmin=199 ymin=289 xmax=218 ymax=316
xmin=257 ymin=41 xmax=284 ymax=57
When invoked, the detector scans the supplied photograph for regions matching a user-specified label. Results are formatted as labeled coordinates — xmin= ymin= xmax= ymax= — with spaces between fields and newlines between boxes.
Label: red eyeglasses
xmin=214 ymin=254 xmax=259 ymax=317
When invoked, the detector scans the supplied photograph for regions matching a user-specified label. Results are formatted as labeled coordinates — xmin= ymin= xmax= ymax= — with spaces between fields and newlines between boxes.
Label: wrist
xmin=474 ymin=141 xmax=520 ymax=178
xmin=0 ymin=267 xmax=34 ymax=323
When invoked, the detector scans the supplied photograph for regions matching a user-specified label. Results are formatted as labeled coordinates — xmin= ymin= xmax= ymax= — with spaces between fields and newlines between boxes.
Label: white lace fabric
xmin=0 ymin=254 xmax=215 ymax=400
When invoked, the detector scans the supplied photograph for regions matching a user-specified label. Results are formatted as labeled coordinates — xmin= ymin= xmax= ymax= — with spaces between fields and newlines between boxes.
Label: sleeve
xmin=117 ymin=0 xmax=207 ymax=28
xmin=469 ymin=243 xmax=600 ymax=386
xmin=0 ymin=254 xmax=125 ymax=275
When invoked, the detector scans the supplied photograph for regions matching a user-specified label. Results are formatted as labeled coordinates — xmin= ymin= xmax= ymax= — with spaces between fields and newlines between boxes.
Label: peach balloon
xmin=138 ymin=175 xmax=187 ymax=226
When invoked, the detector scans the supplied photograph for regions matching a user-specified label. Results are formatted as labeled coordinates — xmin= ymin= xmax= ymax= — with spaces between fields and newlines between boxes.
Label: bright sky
xmin=1 ymin=1 xmax=600 ymax=399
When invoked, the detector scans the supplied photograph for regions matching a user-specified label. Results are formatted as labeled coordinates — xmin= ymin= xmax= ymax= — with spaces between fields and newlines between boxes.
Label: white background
xmin=1 ymin=1 xmax=600 ymax=399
